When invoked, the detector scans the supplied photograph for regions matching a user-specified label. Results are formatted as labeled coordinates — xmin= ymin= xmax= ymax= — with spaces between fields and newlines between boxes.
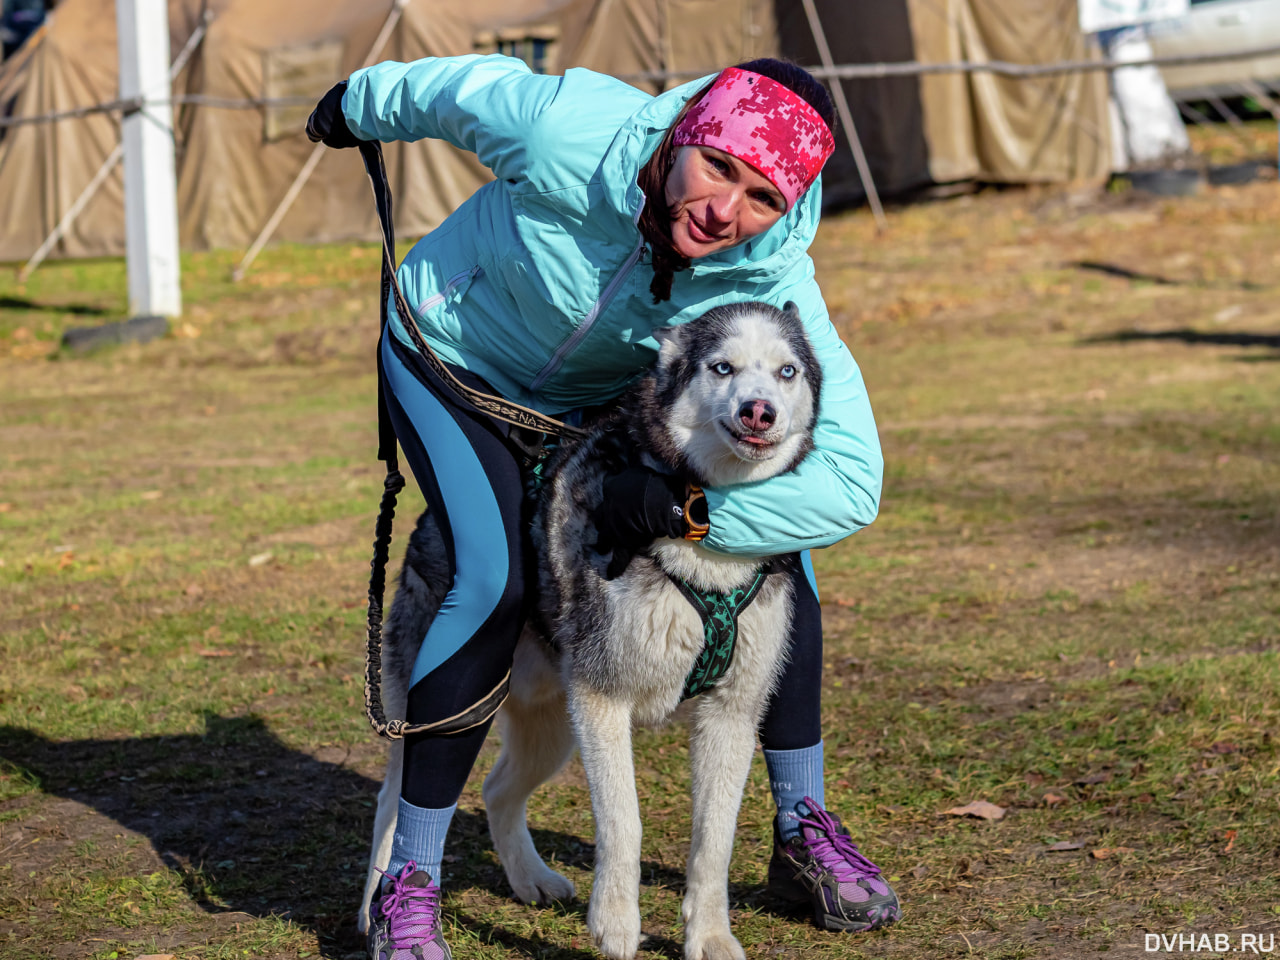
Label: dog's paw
xmin=588 ymin=895 xmax=642 ymax=960
xmin=684 ymin=929 xmax=745 ymax=960
xmin=508 ymin=861 xmax=576 ymax=905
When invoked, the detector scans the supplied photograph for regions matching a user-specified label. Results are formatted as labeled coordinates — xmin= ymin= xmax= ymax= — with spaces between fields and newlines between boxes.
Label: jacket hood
xmin=597 ymin=73 xmax=825 ymax=286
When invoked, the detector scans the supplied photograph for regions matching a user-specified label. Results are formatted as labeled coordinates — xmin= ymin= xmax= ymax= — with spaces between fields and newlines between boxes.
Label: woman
xmin=307 ymin=54 xmax=897 ymax=959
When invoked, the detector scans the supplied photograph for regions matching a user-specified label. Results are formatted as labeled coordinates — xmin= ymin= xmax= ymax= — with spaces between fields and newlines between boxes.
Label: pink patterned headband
xmin=672 ymin=67 xmax=836 ymax=211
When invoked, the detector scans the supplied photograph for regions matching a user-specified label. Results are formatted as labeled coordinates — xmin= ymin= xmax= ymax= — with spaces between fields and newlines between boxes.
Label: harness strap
xmin=672 ymin=568 xmax=771 ymax=701
xmin=356 ymin=140 xmax=580 ymax=741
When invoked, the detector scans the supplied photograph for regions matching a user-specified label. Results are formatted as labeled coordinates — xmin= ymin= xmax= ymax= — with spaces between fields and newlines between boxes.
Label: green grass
xmin=2 ymin=173 xmax=1279 ymax=958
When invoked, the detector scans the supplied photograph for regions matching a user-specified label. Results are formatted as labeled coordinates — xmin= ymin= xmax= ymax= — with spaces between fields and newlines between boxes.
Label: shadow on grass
xmin=1079 ymin=327 xmax=1280 ymax=357
xmin=0 ymin=715 xmax=794 ymax=957
xmin=0 ymin=296 xmax=112 ymax=316
xmin=1068 ymin=260 xmax=1268 ymax=291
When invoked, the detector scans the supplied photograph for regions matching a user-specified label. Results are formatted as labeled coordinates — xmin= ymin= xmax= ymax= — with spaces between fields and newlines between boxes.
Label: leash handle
xmin=363 ymin=469 xmax=512 ymax=740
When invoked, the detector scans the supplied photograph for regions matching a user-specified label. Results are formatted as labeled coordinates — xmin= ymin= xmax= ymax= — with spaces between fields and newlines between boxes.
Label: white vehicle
xmin=1148 ymin=0 xmax=1280 ymax=101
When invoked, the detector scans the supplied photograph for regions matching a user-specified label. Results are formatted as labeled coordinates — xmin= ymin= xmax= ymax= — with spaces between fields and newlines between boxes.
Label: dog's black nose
xmin=738 ymin=399 xmax=776 ymax=431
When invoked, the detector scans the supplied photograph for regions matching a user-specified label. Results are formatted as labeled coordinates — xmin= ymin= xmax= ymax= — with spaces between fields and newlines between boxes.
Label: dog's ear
xmin=781 ymin=301 xmax=802 ymax=322
xmin=653 ymin=323 xmax=687 ymax=367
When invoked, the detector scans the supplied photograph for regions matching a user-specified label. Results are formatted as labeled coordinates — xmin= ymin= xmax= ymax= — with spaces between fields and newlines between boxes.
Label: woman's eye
xmin=752 ymin=191 xmax=780 ymax=210
xmin=711 ymin=361 xmax=733 ymax=376
xmin=706 ymin=155 xmax=730 ymax=174
xmin=779 ymin=364 xmax=797 ymax=379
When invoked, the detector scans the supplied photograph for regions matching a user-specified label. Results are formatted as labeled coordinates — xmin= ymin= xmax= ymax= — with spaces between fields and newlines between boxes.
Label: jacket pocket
xmin=416 ymin=265 xmax=483 ymax=316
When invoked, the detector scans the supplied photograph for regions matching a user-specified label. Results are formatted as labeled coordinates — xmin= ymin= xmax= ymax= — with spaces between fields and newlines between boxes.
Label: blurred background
xmin=1 ymin=0 xmax=1277 ymax=269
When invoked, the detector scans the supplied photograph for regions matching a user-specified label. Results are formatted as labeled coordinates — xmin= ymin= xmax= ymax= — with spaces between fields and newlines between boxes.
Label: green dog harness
xmin=670 ymin=569 xmax=770 ymax=700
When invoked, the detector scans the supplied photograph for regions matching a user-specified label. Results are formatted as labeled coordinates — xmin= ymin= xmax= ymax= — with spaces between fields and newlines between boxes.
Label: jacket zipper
xmin=529 ymin=239 xmax=644 ymax=393
xmin=416 ymin=266 xmax=482 ymax=315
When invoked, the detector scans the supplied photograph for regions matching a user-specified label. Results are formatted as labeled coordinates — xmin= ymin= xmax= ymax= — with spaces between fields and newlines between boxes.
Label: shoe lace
xmin=795 ymin=796 xmax=883 ymax=884
xmin=376 ymin=861 xmax=442 ymax=945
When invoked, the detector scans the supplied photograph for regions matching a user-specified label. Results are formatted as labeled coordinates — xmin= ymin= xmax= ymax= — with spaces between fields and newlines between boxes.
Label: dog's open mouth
xmin=721 ymin=422 xmax=777 ymax=457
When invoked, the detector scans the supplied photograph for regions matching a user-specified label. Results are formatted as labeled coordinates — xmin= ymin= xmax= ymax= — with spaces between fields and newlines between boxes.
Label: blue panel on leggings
xmin=381 ymin=336 xmax=511 ymax=687
xmin=800 ymin=550 xmax=818 ymax=601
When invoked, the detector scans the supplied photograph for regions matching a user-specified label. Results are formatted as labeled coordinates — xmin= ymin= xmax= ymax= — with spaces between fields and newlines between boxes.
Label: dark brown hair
xmin=636 ymin=58 xmax=837 ymax=304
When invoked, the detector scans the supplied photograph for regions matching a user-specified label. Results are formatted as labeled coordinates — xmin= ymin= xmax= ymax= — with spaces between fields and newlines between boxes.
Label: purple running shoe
xmin=367 ymin=862 xmax=451 ymax=960
xmin=767 ymin=797 xmax=901 ymax=932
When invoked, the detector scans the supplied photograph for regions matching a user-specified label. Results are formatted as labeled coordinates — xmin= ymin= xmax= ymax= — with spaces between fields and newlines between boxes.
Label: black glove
xmin=590 ymin=468 xmax=707 ymax=579
xmin=305 ymin=80 xmax=362 ymax=149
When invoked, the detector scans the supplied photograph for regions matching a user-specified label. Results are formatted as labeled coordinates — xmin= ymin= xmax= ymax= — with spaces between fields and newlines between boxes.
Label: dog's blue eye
xmin=711 ymin=361 xmax=733 ymax=376
xmin=779 ymin=364 xmax=797 ymax=379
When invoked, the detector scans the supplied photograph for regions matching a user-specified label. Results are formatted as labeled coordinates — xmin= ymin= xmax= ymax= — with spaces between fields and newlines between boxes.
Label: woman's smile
xmin=664 ymin=146 xmax=786 ymax=259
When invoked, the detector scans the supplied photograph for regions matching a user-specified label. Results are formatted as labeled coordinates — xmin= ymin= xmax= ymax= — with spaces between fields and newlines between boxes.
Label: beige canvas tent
xmin=794 ymin=0 xmax=1112 ymax=206
xmin=0 ymin=0 xmax=1110 ymax=264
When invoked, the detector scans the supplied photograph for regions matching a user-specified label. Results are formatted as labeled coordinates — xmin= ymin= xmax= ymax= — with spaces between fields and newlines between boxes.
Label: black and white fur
xmin=361 ymin=302 xmax=822 ymax=960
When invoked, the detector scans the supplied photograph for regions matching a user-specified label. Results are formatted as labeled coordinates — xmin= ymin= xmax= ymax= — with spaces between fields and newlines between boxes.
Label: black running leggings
xmin=381 ymin=335 xmax=823 ymax=809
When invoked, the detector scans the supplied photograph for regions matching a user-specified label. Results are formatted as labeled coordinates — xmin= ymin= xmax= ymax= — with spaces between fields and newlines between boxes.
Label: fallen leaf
xmin=1046 ymin=840 xmax=1084 ymax=852
xmin=911 ymin=863 xmax=929 ymax=879
xmin=942 ymin=800 xmax=1006 ymax=821
xmin=0 ymin=502 xmax=11 ymax=512
xmin=58 ymin=551 xmax=75 ymax=570
xmin=185 ymin=584 xmax=203 ymax=597
xmin=1043 ymin=793 xmax=1067 ymax=805
xmin=1091 ymin=846 xmax=1136 ymax=859
xmin=1223 ymin=829 xmax=1237 ymax=854
xmin=198 ymin=649 xmax=235 ymax=658
xmin=140 ymin=490 xmax=163 ymax=501
xmin=136 ymin=953 xmax=177 ymax=959
xmin=877 ymin=804 xmax=906 ymax=817
xmin=1074 ymin=772 xmax=1110 ymax=786
xmin=1210 ymin=741 xmax=1238 ymax=754
xmin=248 ymin=551 xmax=273 ymax=567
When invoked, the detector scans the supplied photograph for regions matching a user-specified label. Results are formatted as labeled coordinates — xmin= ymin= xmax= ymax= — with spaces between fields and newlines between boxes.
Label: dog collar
xmin=680 ymin=483 xmax=710 ymax=542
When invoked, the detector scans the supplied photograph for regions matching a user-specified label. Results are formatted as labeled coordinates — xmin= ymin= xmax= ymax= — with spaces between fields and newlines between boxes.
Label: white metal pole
xmin=117 ymin=0 xmax=182 ymax=317
xmin=20 ymin=12 xmax=210 ymax=283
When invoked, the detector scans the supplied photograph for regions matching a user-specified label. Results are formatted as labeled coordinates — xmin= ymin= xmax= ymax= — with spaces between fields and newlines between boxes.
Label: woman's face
xmin=664 ymin=146 xmax=787 ymax=259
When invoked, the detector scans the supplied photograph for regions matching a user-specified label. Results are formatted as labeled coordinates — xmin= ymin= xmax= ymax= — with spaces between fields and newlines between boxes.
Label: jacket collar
xmin=598 ymin=74 xmax=823 ymax=285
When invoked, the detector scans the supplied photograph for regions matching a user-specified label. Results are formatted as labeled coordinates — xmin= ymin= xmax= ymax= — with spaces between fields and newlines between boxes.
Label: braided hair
xmin=635 ymin=59 xmax=837 ymax=304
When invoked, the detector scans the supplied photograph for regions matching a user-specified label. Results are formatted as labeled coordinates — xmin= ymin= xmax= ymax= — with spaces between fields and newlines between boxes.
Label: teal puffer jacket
xmin=343 ymin=54 xmax=882 ymax=558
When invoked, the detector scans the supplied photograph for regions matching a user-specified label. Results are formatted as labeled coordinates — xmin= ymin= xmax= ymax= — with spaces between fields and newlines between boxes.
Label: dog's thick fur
xmin=361 ymin=302 xmax=822 ymax=960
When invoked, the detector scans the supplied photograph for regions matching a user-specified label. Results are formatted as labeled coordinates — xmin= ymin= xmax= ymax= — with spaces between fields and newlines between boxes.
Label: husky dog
xmin=363 ymin=301 xmax=822 ymax=960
